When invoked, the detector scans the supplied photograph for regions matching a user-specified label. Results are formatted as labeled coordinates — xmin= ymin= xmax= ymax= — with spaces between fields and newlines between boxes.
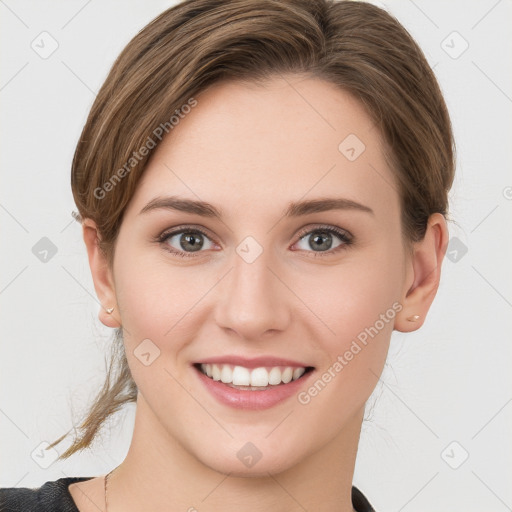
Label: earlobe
xmin=395 ymin=213 xmax=449 ymax=333
xmin=82 ymin=218 xmax=121 ymax=329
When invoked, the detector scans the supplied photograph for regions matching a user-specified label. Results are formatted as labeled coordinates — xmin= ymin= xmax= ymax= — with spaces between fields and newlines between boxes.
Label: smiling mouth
xmin=193 ymin=363 xmax=315 ymax=390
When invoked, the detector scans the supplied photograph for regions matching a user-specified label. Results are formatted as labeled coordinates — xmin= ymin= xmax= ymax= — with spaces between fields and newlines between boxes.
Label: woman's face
xmin=104 ymin=75 xmax=414 ymax=475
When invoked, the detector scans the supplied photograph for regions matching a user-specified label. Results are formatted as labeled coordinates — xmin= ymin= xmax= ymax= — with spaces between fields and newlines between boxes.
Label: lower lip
xmin=193 ymin=365 xmax=315 ymax=410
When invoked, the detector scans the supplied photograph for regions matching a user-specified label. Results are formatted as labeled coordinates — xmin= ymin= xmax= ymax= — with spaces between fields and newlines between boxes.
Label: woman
xmin=0 ymin=0 xmax=454 ymax=510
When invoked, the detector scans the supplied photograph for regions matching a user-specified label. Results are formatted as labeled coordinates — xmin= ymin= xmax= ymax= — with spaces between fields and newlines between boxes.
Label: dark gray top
xmin=0 ymin=477 xmax=376 ymax=511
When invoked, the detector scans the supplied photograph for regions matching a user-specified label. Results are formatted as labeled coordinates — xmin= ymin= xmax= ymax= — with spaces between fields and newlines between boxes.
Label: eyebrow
xmin=139 ymin=195 xmax=374 ymax=218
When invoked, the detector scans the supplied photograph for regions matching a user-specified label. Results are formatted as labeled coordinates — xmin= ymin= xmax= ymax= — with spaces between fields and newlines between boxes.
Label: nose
xmin=214 ymin=245 xmax=291 ymax=340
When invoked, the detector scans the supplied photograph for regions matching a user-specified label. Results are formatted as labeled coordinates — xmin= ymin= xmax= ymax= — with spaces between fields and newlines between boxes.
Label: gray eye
xmin=295 ymin=231 xmax=344 ymax=252
xmin=166 ymin=231 xmax=214 ymax=252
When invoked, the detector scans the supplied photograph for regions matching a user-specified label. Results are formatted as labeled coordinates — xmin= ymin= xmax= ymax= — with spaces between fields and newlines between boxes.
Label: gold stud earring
xmin=106 ymin=307 xmax=114 ymax=314
xmin=407 ymin=314 xmax=420 ymax=322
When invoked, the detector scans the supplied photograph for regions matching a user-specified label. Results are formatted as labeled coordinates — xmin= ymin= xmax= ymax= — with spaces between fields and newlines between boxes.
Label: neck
xmin=106 ymin=394 xmax=362 ymax=512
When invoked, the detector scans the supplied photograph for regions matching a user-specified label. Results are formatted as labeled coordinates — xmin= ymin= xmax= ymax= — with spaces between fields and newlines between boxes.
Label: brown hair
xmin=49 ymin=0 xmax=455 ymax=459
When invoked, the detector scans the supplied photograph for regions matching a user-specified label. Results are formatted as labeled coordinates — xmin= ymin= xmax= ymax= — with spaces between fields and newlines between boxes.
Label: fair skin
xmin=69 ymin=75 xmax=448 ymax=512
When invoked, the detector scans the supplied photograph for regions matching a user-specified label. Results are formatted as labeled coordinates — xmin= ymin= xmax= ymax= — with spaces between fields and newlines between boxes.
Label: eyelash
xmin=155 ymin=224 xmax=353 ymax=259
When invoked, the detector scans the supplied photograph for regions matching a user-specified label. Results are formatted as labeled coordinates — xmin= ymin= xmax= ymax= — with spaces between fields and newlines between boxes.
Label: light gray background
xmin=1 ymin=1 xmax=511 ymax=510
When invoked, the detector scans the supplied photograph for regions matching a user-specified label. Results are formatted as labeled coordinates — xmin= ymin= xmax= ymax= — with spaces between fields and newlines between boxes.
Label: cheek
xmin=112 ymin=250 xmax=227 ymax=396
xmin=113 ymin=257 xmax=200 ymax=402
xmin=295 ymin=278 xmax=398 ymax=425
xmin=298 ymin=248 xmax=402 ymax=341
xmin=297 ymin=243 xmax=403 ymax=392
xmin=114 ymin=249 xmax=207 ymax=336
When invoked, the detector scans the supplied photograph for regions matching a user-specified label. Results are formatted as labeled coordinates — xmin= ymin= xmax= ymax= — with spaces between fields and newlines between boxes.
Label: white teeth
xmin=268 ymin=367 xmax=282 ymax=385
xmin=199 ymin=363 xmax=309 ymax=387
xmin=282 ymin=367 xmax=293 ymax=383
xmin=292 ymin=367 xmax=305 ymax=380
xmin=232 ymin=366 xmax=251 ymax=386
xmin=250 ymin=367 xmax=269 ymax=387
xmin=220 ymin=365 xmax=232 ymax=384
xmin=211 ymin=364 xmax=221 ymax=381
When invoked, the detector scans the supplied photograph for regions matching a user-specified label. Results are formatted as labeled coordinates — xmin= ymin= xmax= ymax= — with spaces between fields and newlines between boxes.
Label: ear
xmin=82 ymin=218 xmax=121 ymax=328
xmin=395 ymin=213 xmax=449 ymax=332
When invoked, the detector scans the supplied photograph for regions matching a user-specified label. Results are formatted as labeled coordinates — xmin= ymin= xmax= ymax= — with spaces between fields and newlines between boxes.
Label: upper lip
xmin=194 ymin=355 xmax=313 ymax=369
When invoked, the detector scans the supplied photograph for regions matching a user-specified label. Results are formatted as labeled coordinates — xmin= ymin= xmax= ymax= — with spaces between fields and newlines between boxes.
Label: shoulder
xmin=352 ymin=485 xmax=376 ymax=512
xmin=0 ymin=478 xmax=373 ymax=512
xmin=0 ymin=477 xmax=93 ymax=512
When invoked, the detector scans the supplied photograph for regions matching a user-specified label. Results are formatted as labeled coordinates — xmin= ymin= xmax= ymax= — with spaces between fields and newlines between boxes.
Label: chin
xmin=195 ymin=439 xmax=305 ymax=478
xmin=204 ymin=457 xmax=294 ymax=478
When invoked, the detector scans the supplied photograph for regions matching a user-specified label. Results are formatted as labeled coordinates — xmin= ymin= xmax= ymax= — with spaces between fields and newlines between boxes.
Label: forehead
xmin=125 ymin=75 xmax=400 ymax=225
